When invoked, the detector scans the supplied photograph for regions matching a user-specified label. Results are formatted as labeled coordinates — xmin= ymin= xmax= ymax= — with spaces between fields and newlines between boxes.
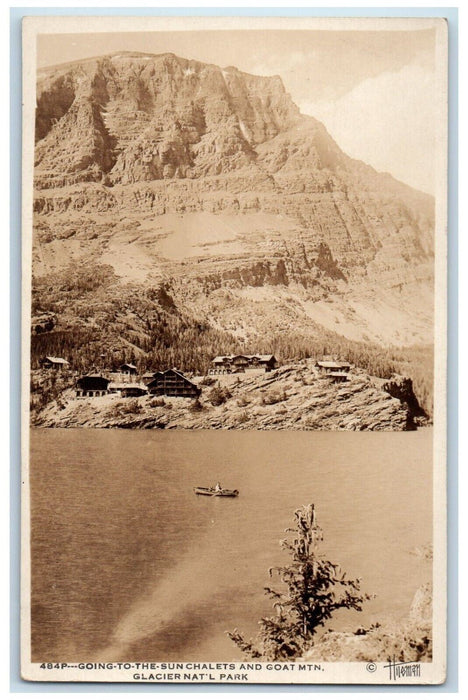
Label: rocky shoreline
xmin=31 ymin=361 xmax=426 ymax=431
xmin=301 ymin=582 xmax=432 ymax=663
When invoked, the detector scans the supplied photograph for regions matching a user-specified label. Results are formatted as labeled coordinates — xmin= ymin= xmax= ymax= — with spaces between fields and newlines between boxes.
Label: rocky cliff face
xmin=33 ymin=51 xmax=434 ymax=348
xmin=35 ymin=52 xmax=300 ymax=187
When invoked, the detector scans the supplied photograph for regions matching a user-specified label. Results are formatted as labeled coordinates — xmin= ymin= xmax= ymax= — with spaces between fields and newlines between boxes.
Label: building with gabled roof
xmin=119 ymin=363 xmax=138 ymax=376
xmin=108 ymin=382 xmax=148 ymax=397
xmin=315 ymin=360 xmax=351 ymax=373
xmin=210 ymin=354 xmax=277 ymax=373
xmin=40 ymin=356 xmax=69 ymax=370
xmin=147 ymin=369 xmax=200 ymax=398
xmin=76 ymin=374 xmax=110 ymax=397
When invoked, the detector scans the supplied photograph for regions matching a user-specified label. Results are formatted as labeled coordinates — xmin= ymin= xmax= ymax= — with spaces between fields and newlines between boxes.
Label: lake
xmin=29 ymin=428 xmax=433 ymax=662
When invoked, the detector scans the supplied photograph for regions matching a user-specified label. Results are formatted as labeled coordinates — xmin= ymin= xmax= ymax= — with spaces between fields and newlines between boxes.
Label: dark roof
xmin=76 ymin=374 xmax=110 ymax=389
xmin=166 ymin=368 xmax=192 ymax=380
xmin=148 ymin=369 xmax=197 ymax=385
xmin=316 ymin=361 xmax=350 ymax=368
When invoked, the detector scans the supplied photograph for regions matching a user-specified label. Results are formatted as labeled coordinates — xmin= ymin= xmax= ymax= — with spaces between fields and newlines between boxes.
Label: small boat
xmin=194 ymin=486 xmax=239 ymax=498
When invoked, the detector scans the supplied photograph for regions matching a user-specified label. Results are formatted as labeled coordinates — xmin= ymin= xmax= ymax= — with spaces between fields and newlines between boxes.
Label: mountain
xmin=32 ymin=50 xmax=434 ymax=355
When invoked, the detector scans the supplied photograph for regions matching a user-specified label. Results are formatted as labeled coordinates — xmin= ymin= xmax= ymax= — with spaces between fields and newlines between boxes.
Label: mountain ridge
xmin=32 ymin=50 xmax=435 ymax=354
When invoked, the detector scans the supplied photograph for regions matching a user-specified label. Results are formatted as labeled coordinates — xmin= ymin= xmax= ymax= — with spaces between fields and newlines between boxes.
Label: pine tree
xmin=228 ymin=504 xmax=371 ymax=660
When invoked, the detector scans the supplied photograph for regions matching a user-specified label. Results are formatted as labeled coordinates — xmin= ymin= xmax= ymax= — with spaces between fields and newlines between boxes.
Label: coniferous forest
xmin=31 ymin=263 xmax=434 ymax=416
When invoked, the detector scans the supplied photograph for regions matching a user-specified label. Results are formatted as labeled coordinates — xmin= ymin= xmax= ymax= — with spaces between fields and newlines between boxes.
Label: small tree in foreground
xmin=228 ymin=504 xmax=372 ymax=660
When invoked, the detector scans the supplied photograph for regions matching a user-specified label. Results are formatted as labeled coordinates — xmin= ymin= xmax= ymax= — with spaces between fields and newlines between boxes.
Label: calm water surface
xmin=30 ymin=428 xmax=432 ymax=662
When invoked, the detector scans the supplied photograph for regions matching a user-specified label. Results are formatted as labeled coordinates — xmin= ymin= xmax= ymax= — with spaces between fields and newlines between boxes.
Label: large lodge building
xmin=147 ymin=369 xmax=201 ymax=398
xmin=210 ymin=354 xmax=277 ymax=374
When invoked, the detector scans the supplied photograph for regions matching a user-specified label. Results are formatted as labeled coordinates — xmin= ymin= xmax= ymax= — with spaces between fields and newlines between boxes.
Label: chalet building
xmin=119 ymin=363 xmax=138 ymax=376
xmin=76 ymin=375 xmax=110 ymax=397
xmin=40 ymin=356 xmax=69 ymax=371
xmin=211 ymin=354 xmax=277 ymax=374
xmin=315 ymin=360 xmax=350 ymax=384
xmin=108 ymin=382 xmax=148 ymax=397
xmin=315 ymin=360 xmax=351 ymax=374
xmin=147 ymin=369 xmax=201 ymax=398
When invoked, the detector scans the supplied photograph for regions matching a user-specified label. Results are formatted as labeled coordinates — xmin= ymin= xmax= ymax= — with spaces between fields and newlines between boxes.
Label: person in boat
xmin=214 ymin=482 xmax=222 ymax=492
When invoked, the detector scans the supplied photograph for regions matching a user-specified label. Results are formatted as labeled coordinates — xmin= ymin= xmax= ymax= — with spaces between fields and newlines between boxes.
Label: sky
xmin=37 ymin=28 xmax=437 ymax=195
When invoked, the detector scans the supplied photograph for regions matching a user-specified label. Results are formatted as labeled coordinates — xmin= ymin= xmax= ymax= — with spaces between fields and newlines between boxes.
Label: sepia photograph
xmin=21 ymin=15 xmax=448 ymax=684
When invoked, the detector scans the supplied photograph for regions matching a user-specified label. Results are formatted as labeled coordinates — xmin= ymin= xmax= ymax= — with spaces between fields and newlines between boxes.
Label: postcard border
xmin=11 ymin=5 xmax=458 ymax=692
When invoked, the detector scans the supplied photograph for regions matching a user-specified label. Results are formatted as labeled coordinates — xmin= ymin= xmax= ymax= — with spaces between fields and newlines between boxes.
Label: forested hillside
xmin=31 ymin=263 xmax=433 ymax=415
